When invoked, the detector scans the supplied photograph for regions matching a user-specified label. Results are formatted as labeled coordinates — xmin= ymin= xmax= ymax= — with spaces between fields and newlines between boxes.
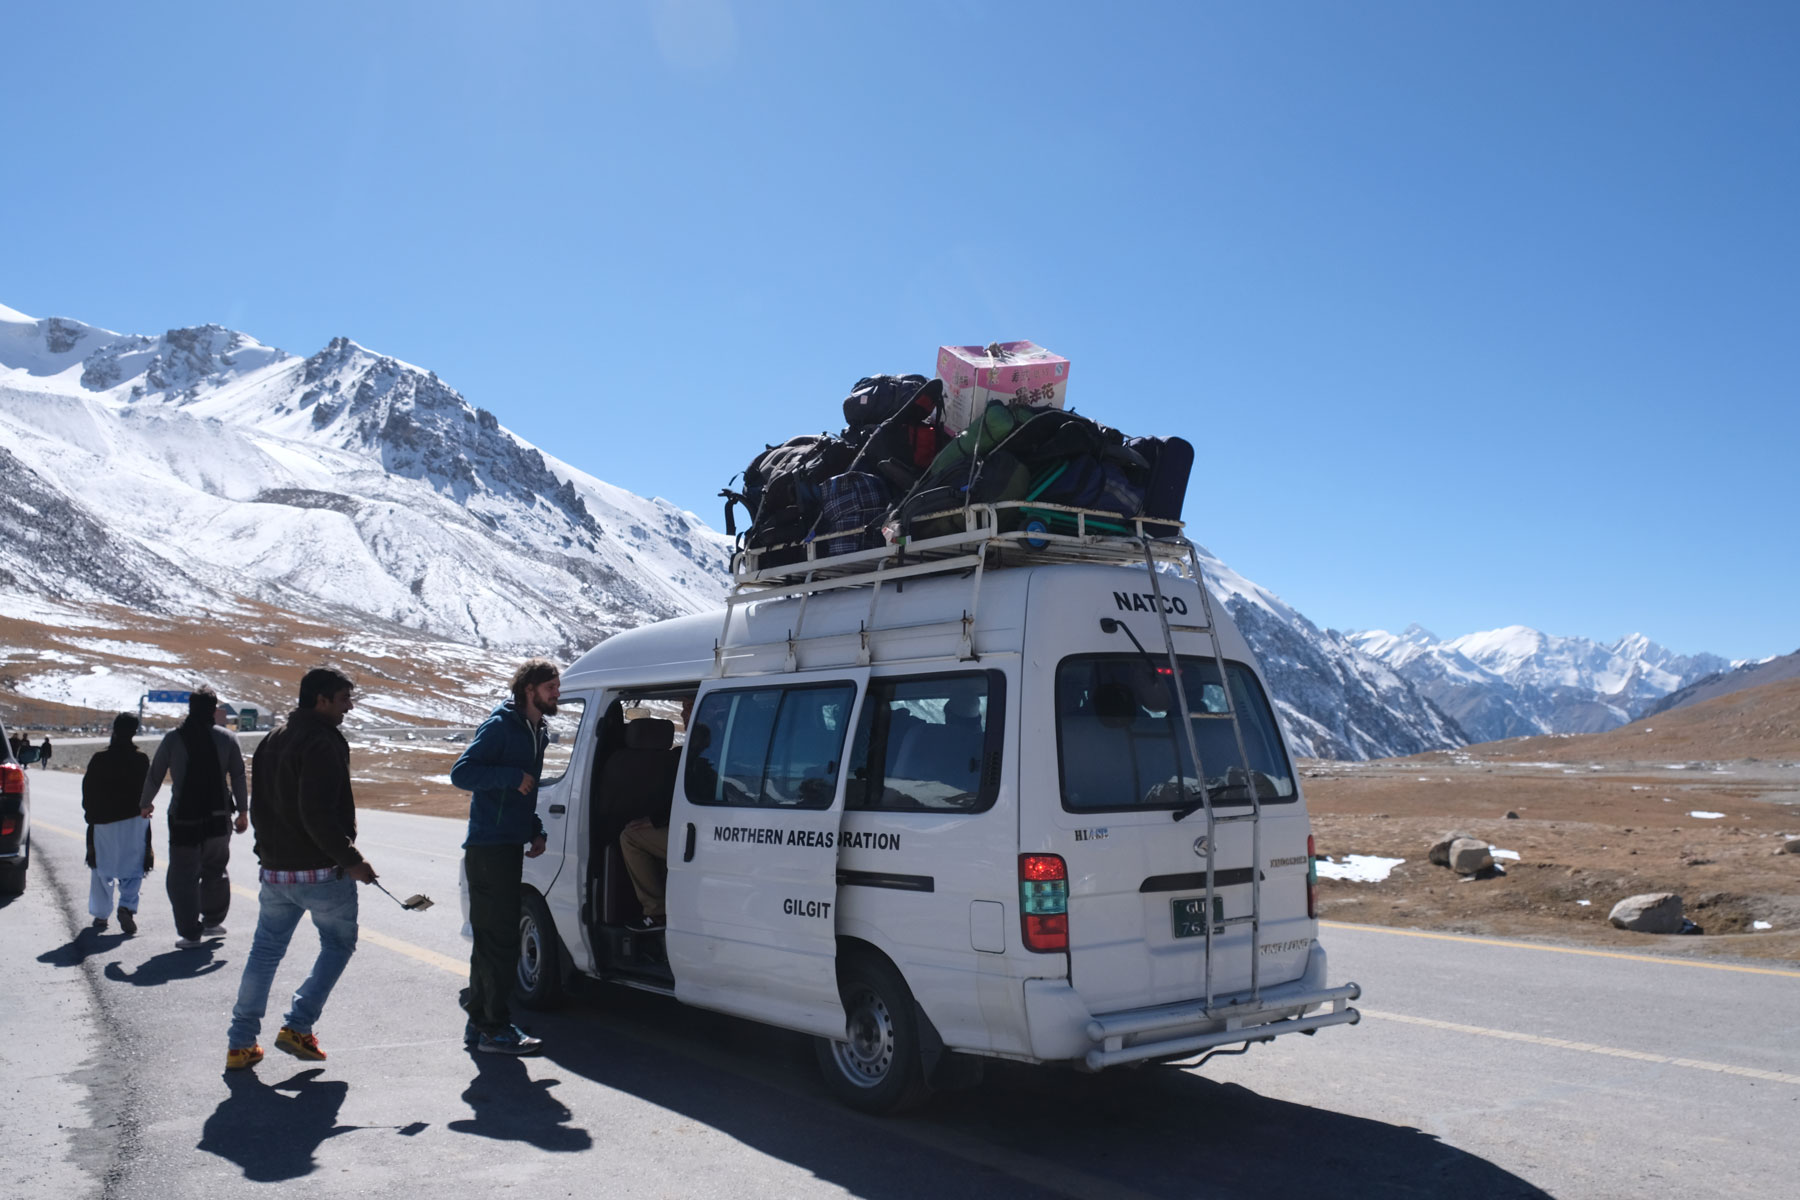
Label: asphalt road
xmin=6 ymin=772 xmax=1798 ymax=1199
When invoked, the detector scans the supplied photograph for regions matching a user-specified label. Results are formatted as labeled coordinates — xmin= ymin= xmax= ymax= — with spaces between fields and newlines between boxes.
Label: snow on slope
xmin=0 ymin=305 xmax=732 ymax=656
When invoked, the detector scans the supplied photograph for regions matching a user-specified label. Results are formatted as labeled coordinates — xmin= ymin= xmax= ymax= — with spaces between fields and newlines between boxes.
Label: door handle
xmin=682 ymin=822 xmax=697 ymax=863
xmin=548 ymin=804 xmax=566 ymax=815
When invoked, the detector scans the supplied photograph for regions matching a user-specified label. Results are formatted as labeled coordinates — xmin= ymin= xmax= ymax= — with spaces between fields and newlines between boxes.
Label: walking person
xmin=451 ymin=658 xmax=557 ymax=1055
xmin=226 ymin=668 xmax=377 ymax=1071
xmin=139 ymin=687 xmax=248 ymax=948
xmin=82 ymin=714 xmax=151 ymax=934
xmin=38 ymin=736 xmax=52 ymax=770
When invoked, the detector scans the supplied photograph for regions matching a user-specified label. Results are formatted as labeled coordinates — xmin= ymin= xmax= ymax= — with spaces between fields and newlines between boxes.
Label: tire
xmin=812 ymin=953 xmax=932 ymax=1114
xmin=515 ymin=890 xmax=566 ymax=1010
xmin=0 ymin=848 xmax=27 ymax=896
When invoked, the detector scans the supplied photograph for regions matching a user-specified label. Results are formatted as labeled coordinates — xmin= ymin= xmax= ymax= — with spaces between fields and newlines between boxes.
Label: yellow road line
xmin=1360 ymin=1008 xmax=1800 ymax=1087
xmin=34 ymin=819 xmax=82 ymax=838
xmin=1322 ymin=920 xmax=1800 ymax=979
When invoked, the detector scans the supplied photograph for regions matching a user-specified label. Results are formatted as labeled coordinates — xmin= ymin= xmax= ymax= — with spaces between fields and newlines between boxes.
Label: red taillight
xmin=0 ymin=763 xmax=24 ymax=797
xmin=0 ymin=816 xmax=14 ymax=837
xmin=1019 ymin=854 xmax=1069 ymax=952
xmin=1307 ymin=834 xmax=1318 ymax=919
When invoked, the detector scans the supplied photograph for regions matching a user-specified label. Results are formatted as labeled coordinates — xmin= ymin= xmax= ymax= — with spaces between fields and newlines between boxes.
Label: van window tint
xmin=685 ymin=683 xmax=856 ymax=809
xmin=846 ymin=671 xmax=1004 ymax=813
xmin=1056 ymin=655 xmax=1295 ymax=812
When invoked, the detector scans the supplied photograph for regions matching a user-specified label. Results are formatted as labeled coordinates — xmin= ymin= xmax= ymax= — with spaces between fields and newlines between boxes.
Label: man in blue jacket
xmin=452 ymin=658 xmax=558 ymax=1054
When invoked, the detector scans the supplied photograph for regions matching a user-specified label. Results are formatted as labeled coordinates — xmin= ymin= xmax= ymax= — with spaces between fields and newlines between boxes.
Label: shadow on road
xmin=103 ymin=945 xmax=228 ymax=986
xmin=523 ymin=987 xmax=1553 ymax=1200
xmin=446 ymin=1051 xmax=592 ymax=1152
xmin=35 ymin=923 xmax=131 ymax=967
xmin=197 ymin=1067 xmax=356 ymax=1182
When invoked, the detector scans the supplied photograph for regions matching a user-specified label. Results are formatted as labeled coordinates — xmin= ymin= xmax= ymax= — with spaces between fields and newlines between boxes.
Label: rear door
xmin=666 ymin=672 xmax=867 ymax=1038
xmin=1022 ymin=573 xmax=1313 ymax=1015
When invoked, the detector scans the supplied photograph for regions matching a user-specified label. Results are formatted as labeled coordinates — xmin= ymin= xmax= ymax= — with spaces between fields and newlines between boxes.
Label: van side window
xmin=846 ymin=671 xmax=1005 ymax=813
xmin=685 ymin=683 xmax=856 ymax=810
xmin=1056 ymin=655 xmax=1295 ymax=812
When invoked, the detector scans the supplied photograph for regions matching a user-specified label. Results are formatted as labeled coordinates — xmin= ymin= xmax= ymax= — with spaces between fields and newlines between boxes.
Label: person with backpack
xmin=83 ymin=714 xmax=151 ymax=933
xmin=140 ymin=687 xmax=248 ymax=948
xmin=451 ymin=659 xmax=557 ymax=1055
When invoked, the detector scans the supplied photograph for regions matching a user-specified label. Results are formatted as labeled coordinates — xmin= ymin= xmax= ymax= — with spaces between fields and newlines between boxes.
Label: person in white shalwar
xmin=83 ymin=713 xmax=152 ymax=934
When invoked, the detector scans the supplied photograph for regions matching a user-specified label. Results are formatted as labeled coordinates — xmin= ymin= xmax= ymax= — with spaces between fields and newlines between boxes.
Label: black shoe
xmin=632 ymin=914 xmax=666 ymax=931
xmin=117 ymin=907 xmax=137 ymax=936
xmin=90 ymin=917 xmax=109 ymax=932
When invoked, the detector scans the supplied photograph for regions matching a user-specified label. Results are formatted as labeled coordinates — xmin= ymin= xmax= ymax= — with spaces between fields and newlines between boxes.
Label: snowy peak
xmin=0 ymin=301 xmax=734 ymax=658
xmin=1354 ymin=621 xmax=1730 ymax=742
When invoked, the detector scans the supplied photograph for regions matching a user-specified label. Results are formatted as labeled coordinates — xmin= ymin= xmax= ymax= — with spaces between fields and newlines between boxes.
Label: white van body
xmin=513 ymin=538 xmax=1358 ymax=1110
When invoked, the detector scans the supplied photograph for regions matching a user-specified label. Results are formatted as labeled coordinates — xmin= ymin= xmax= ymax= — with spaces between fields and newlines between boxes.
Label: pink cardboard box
xmin=935 ymin=340 xmax=1069 ymax=434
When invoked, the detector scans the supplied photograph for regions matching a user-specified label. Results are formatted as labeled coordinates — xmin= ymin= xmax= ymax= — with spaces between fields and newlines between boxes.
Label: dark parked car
xmin=0 ymin=719 xmax=31 ymax=894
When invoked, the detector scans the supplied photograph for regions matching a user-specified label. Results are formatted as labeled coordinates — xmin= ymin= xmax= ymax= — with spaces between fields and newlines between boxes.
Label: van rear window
xmin=1056 ymin=655 xmax=1295 ymax=812
xmin=685 ymin=683 xmax=856 ymax=809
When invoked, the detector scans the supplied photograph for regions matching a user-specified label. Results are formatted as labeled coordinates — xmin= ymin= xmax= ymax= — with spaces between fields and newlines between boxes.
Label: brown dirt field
xmin=1303 ymin=677 xmax=1800 ymax=966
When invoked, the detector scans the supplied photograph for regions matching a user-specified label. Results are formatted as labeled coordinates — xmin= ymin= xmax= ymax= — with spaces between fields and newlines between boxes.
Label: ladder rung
xmin=1215 ymin=915 xmax=1258 ymax=929
xmin=1211 ymin=812 xmax=1260 ymax=824
xmin=1166 ymin=623 xmax=1212 ymax=634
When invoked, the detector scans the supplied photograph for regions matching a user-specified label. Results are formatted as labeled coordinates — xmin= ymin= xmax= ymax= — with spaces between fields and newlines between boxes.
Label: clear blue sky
xmin=6 ymin=2 xmax=1795 ymax=661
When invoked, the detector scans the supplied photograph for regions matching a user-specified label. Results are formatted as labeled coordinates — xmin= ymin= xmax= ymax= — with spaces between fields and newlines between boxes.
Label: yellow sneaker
xmin=226 ymin=1044 xmax=265 ymax=1071
xmin=275 ymin=1027 xmax=326 ymax=1061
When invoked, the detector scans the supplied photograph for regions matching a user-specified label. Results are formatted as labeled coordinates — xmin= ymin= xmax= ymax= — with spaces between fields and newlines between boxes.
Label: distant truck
xmin=237 ymin=707 xmax=259 ymax=732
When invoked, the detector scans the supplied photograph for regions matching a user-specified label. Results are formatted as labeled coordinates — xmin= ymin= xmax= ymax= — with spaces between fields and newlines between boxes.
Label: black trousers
xmin=167 ymin=833 xmax=232 ymax=940
xmin=464 ymin=843 xmax=524 ymax=1034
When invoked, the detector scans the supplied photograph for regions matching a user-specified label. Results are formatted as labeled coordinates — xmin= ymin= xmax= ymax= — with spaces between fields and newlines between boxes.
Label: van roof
xmin=562 ymin=560 xmax=1249 ymax=692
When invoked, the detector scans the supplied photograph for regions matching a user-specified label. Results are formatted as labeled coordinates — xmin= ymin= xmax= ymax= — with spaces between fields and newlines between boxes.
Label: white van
xmin=506 ymin=515 xmax=1359 ymax=1112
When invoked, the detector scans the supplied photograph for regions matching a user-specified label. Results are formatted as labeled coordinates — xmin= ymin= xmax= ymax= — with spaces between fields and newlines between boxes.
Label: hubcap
xmin=518 ymin=912 xmax=542 ymax=992
xmin=830 ymin=985 xmax=895 ymax=1088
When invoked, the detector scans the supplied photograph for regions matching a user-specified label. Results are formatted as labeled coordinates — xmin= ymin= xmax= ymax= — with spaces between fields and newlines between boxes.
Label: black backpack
xmin=720 ymin=434 xmax=859 ymax=560
xmin=842 ymin=374 xmax=931 ymax=427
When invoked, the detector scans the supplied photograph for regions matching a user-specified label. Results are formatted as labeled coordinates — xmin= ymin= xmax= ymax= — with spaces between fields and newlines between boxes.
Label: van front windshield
xmin=1056 ymin=654 xmax=1295 ymax=812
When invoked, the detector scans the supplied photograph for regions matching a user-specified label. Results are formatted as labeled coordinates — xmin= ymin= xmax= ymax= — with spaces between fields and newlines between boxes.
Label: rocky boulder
xmin=1428 ymin=832 xmax=1473 ymax=867
xmin=1782 ymin=838 xmax=1800 ymax=855
xmin=1448 ymin=838 xmax=1494 ymax=875
xmin=1608 ymin=892 xmax=1685 ymax=933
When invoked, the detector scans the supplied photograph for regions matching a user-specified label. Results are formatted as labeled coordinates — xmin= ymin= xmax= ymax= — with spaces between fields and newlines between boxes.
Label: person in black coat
xmin=83 ymin=714 xmax=151 ymax=933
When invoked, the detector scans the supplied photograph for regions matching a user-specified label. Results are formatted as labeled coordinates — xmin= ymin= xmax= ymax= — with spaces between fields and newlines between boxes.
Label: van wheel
xmin=813 ymin=955 xmax=931 ymax=1114
xmin=515 ymin=891 xmax=565 ymax=1010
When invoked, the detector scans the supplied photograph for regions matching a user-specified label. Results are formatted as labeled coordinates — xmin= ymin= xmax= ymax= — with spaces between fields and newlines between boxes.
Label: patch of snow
xmin=423 ymin=774 xmax=456 ymax=786
xmin=1753 ymin=920 xmax=1772 ymax=930
xmin=54 ymin=637 xmax=184 ymax=664
xmin=1576 ymin=899 xmax=1591 ymax=906
xmin=1491 ymin=849 xmax=1521 ymax=860
xmin=1687 ymin=811 xmax=1725 ymax=820
xmin=1663 ymin=764 xmax=1690 ymax=770
xmin=1315 ymin=854 xmax=1404 ymax=883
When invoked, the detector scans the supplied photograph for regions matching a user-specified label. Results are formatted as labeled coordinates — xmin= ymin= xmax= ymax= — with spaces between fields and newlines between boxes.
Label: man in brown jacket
xmin=224 ymin=668 xmax=377 ymax=1071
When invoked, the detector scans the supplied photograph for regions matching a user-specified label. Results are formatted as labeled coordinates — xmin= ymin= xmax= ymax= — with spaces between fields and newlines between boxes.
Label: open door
xmin=666 ymin=672 xmax=867 ymax=1039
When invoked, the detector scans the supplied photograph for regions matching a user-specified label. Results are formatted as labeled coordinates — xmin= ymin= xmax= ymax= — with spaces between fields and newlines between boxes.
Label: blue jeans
xmin=227 ymin=876 xmax=359 ymax=1049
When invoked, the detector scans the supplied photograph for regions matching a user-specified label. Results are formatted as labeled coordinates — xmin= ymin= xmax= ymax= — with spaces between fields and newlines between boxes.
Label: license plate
xmin=1172 ymin=895 xmax=1225 ymax=938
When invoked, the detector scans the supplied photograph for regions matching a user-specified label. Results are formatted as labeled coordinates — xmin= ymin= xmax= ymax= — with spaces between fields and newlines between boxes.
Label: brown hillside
xmin=1455 ymin=675 xmax=1800 ymax=765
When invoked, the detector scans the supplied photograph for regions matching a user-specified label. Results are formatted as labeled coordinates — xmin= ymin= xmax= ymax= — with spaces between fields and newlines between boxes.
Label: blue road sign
xmin=146 ymin=690 xmax=191 ymax=704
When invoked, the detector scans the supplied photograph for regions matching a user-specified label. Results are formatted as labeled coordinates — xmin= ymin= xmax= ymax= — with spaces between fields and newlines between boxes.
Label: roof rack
xmin=728 ymin=500 xmax=1197 ymax=597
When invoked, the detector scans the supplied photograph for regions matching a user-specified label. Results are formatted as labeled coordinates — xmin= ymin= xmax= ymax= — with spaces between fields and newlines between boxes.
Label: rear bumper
xmin=1023 ymin=942 xmax=1360 ymax=1070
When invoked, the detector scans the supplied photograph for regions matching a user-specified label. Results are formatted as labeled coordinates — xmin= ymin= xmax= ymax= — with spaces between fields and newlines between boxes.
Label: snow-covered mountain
xmin=0 ymin=304 xmax=732 ymax=659
xmin=1349 ymin=623 xmax=1730 ymax=742
xmin=2 ymin=301 xmax=1464 ymax=757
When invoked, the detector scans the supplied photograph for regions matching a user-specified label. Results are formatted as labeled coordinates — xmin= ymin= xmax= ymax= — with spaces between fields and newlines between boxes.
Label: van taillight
xmin=1019 ymin=854 xmax=1069 ymax=953
xmin=0 ymin=763 xmax=24 ymax=797
xmin=0 ymin=816 xmax=14 ymax=837
xmin=1307 ymin=834 xmax=1318 ymax=919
